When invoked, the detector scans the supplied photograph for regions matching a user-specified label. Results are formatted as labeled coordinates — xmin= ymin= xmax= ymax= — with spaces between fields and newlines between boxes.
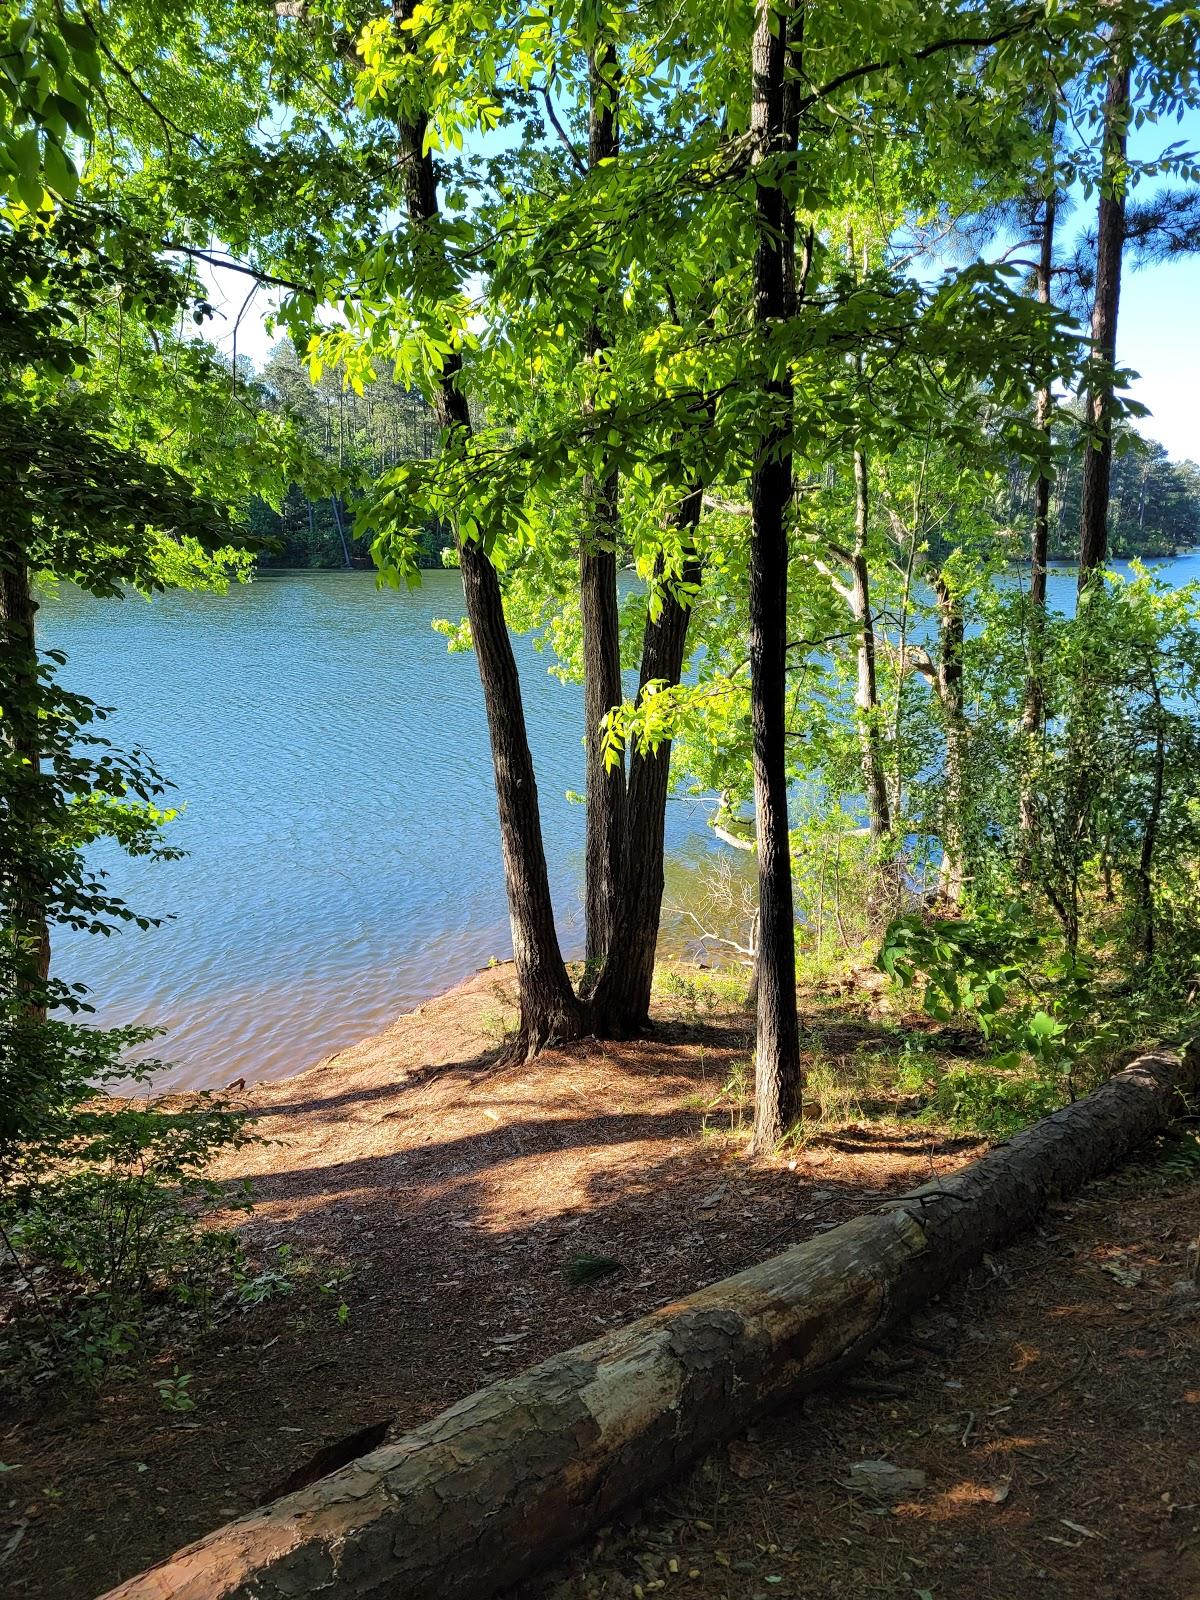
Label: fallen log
xmin=102 ymin=1043 xmax=1197 ymax=1600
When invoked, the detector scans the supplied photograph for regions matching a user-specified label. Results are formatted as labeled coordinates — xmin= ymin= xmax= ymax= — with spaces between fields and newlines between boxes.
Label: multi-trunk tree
xmin=19 ymin=0 xmax=1199 ymax=1143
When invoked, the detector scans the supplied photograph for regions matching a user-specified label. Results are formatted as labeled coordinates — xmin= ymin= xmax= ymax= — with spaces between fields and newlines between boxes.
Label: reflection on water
xmin=41 ymin=570 xmax=722 ymax=1089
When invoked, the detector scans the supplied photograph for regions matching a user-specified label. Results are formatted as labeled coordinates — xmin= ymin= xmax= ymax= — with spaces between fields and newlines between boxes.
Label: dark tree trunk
xmin=1020 ymin=186 xmax=1058 ymax=854
xmin=590 ymin=489 xmax=703 ymax=1034
xmin=932 ymin=573 xmax=968 ymax=905
xmin=579 ymin=43 xmax=625 ymax=978
xmin=393 ymin=3 xmax=582 ymax=1056
xmin=1026 ymin=188 xmax=1057 ymax=724
xmin=103 ymin=1044 xmax=1200 ymax=1600
xmin=1078 ymin=56 xmax=1130 ymax=587
xmin=1136 ymin=665 xmax=1165 ymax=959
xmin=850 ymin=449 xmax=890 ymax=842
xmin=1 ymin=543 xmax=50 ymax=1017
xmin=748 ymin=0 xmax=801 ymax=1154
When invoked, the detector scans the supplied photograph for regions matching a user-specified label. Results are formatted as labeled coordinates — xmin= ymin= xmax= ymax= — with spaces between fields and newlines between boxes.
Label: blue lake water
xmin=39 ymin=555 xmax=1198 ymax=1089
xmin=39 ymin=570 xmax=719 ymax=1088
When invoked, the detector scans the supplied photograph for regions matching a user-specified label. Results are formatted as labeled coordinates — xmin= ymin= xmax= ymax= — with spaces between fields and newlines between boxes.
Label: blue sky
xmin=1110 ymin=102 xmax=1200 ymax=462
xmin=199 ymin=107 xmax=1200 ymax=466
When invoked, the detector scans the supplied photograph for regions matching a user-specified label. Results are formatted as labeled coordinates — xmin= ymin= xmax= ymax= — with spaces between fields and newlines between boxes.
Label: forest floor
xmin=2 ymin=963 xmax=1198 ymax=1600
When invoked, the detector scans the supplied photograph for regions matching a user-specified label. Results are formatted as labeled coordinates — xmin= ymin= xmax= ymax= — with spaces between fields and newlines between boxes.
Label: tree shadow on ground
xmin=5 ymin=1000 xmax=994 ymax=1600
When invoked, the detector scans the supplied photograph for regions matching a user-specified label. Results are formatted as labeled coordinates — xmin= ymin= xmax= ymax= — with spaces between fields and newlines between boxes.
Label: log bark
xmin=392 ymin=1 xmax=582 ymax=1056
xmin=100 ymin=1043 xmax=1198 ymax=1600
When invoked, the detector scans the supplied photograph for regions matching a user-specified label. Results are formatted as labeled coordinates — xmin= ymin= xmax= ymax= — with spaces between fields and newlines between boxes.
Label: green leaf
xmin=43 ymin=134 xmax=78 ymax=198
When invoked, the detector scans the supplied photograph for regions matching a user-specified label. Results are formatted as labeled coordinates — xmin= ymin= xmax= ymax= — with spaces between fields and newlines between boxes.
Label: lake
xmin=40 ymin=556 xmax=1199 ymax=1091
xmin=39 ymin=569 xmax=720 ymax=1090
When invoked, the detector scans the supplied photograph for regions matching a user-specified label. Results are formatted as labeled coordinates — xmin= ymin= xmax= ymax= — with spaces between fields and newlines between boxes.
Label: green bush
xmin=0 ymin=1060 xmax=253 ymax=1397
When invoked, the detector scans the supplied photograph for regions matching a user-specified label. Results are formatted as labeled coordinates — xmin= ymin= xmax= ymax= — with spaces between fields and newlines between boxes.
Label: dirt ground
xmin=1 ymin=966 xmax=1196 ymax=1600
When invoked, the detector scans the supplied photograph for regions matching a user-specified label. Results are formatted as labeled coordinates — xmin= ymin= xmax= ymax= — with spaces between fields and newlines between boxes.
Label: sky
xmin=193 ymin=107 xmax=1200 ymax=466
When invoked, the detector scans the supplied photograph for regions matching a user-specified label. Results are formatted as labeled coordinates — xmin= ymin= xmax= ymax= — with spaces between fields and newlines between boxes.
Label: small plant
xmin=233 ymin=1243 xmax=297 ymax=1308
xmin=315 ymin=1262 xmax=354 ymax=1327
xmin=894 ymin=1039 xmax=942 ymax=1097
xmin=1158 ymin=1129 xmax=1200 ymax=1184
xmin=479 ymin=1007 xmax=517 ymax=1044
xmin=928 ymin=1061 xmax=1063 ymax=1136
xmin=155 ymin=1367 xmax=195 ymax=1413
xmin=697 ymin=1055 xmax=752 ymax=1137
xmin=561 ymin=1253 xmax=625 ymax=1286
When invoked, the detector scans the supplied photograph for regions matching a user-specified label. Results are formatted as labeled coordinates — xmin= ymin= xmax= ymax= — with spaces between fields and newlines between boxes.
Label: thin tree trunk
xmin=932 ymin=574 xmax=968 ymax=905
xmin=579 ymin=43 xmax=626 ymax=978
xmin=1020 ymin=186 xmax=1058 ymax=854
xmin=103 ymin=1044 xmax=1200 ymax=1600
xmin=1 ymin=543 xmax=50 ymax=1019
xmin=393 ymin=2 xmax=581 ymax=1056
xmin=590 ymin=490 xmax=703 ymax=1034
xmin=1078 ymin=53 xmax=1130 ymax=587
xmin=748 ymin=0 xmax=801 ymax=1154
xmin=1136 ymin=663 xmax=1165 ymax=959
xmin=851 ymin=449 xmax=890 ymax=842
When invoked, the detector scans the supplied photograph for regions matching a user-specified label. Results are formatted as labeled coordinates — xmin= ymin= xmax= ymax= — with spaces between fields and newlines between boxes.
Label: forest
xmin=3 ymin=1 xmax=1200 ymax=1598
xmin=248 ymin=342 xmax=1200 ymax=567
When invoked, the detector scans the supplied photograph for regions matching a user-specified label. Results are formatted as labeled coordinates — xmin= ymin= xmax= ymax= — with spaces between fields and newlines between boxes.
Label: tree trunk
xmin=393 ymin=2 xmax=581 ymax=1056
xmin=1 ymin=542 xmax=50 ymax=1017
xmin=579 ymin=43 xmax=626 ymax=978
xmin=1078 ymin=53 xmax=1130 ymax=587
xmin=851 ymin=449 xmax=890 ymax=843
xmin=1019 ymin=186 xmax=1058 ymax=855
xmin=1135 ymin=664 xmax=1165 ymax=959
xmin=102 ymin=1043 xmax=1199 ymax=1600
xmin=748 ymin=0 xmax=801 ymax=1155
xmin=932 ymin=574 xmax=968 ymax=905
xmin=590 ymin=490 xmax=703 ymax=1034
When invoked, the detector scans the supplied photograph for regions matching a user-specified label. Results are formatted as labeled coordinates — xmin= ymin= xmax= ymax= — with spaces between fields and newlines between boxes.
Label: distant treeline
xmin=249 ymin=342 xmax=1198 ymax=570
xmin=1002 ymin=415 xmax=1200 ymax=560
xmin=247 ymin=341 xmax=449 ymax=569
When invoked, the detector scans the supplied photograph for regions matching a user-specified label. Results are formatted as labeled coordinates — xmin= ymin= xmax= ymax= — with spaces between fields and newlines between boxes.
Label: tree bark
xmin=393 ymin=2 xmax=582 ymax=1056
xmin=1135 ymin=663 xmax=1165 ymax=959
xmin=932 ymin=573 xmax=968 ymax=905
xmin=851 ymin=449 xmax=890 ymax=842
xmin=1078 ymin=53 xmax=1130 ymax=588
xmin=1019 ymin=186 xmax=1057 ymax=855
xmin=1 ymin=543 xmax=50 ymax=1017
xmin=101 ymin=1043 xmax=1199 ymax=1600
xmin=748 ymin=0 xmax=801 ymax=1154
xmin=590 ymin=490 xmax=703 ymax=1034
xmin=579 ymin=43 xmax=626 ymax=978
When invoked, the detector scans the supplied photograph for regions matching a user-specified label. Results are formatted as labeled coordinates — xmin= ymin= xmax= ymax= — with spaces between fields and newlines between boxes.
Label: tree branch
xmin=540 ymin=85 xmax=587 ymax=177
xmin=164 ymin=243 xmax=314 ymax=298
xmin=796 ymin=12 xmax=1041 ymax=114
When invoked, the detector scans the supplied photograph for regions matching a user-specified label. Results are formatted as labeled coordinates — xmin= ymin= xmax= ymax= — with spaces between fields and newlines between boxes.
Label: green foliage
xmin=0 ymin=29 xmax=300 ymax=1410
xmin=1157 ymin=1129 xmax=1200 ymax=1184
xmin=154 ymin=1368 xmax=196 ymax=1413
xmin=924 ymin=1061 xmax=1065 ymax=1136
xmin=879 ymin=908 xmax=1117 ymax=1074
xmin=253 ymin=341 xmax=445 ymax=570
xmin=4 ymin=0 xmax=1200 ymax=1207
xmin=0 ymin=1073 xmax=252 ymax=1396
xmin=561 ymin=1252 xmax=625 ymax=1286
